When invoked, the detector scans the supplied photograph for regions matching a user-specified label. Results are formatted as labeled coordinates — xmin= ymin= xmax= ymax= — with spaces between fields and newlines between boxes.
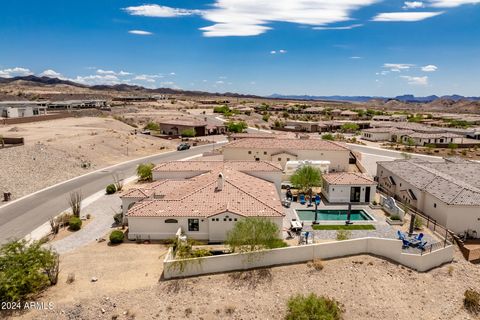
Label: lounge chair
xmin=401 ymin=239 xmax=411 ymax=248
xmin=415 ymin=233 xmax=424 ymax=241
xmin=315 ymin=195 xmax=321 ymax=205
xmin=299 ymin=194 xmax=306 ymax=205
xmin=397 ymin=230 xmax=406 ymax=240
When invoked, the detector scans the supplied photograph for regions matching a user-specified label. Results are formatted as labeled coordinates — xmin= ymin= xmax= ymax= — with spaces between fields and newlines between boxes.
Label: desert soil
xmin=0 ymin=117 xmax=175 ymax=200
xmin=10 ymin=240 xmax=480 ymax=320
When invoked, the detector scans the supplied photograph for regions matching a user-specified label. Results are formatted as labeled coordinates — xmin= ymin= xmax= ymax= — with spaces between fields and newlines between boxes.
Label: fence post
xmin=433 ymin=221 xmax=436 ymax=232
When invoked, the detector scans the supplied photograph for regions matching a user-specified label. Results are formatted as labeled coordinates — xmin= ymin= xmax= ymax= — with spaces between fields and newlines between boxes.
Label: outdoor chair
xmin=415 ymin=233 xmax=424 ymax=241
xmin=401 ymin=239 xmax=411 ymax=248
xmin=397 ymin=230 xmax=406 ymax=240
xmin=315 ymin=195 xmax=321 ymax=205
xmin=418 ymin=241 xmax=428 ymax=251
xmin=299 ymin=194 xmax=306 ymax=205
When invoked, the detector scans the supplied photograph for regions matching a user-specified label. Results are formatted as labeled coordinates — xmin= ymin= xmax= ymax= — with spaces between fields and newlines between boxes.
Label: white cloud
xmin=96 ymin=69 xmax=116 ymax=75
xmin=133 ymin=74 xmax=162 ymax=83
xmin=270 ymin=50 xmax=277 ymax=54
xmin=279 ymin=49 xmax=287 ymax=54
xmin=271 ymin=49 xmax=287 ymax=54
xmin=313 ymin=23 xmax=363 ymax=30
xmin=216 ymin=80 xmax=225 ymax=84
xmin=170 ymin=72 xmax=176 ymax=76
xmin=403 ymin=1 xmax=425 ymax=9
xmin=124 ymin=4 xmax=201 ymax=17
xmin=372 ymin=11 xmax=443 ymax=21
xmin=421 ymin=64 xmax=438 ymax=72
xmin=39 ymin=69 xmax=63 ymax=78
xmin=0 ymin=67 xmax=33 ymax=78
xmin=128 ymin=1 xmax=380 ymax=37
xmin=383 ymin=63 xmax=414 ymax=72
xmin=128 ymin=30 xmax=153 ymax=35
xmin=428 ymin=0 xmax=480 ymax=7
xmin=96 ymin=69 xmax=132 ymax=77
xmin=400 ymin=75 xmax=429 ymax=85
xmin=350 ymin=56 xmax=362 ymax=59
xmin=118 ymin=71 xmax=132 ymax=76
xmin=71 ymin=74 xmax=120 ymax=86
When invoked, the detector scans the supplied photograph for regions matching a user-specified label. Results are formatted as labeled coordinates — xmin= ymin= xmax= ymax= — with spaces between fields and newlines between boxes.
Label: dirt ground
xmin=0 ymin=117 xmax=176 ymax=200
xmin=9 ymin=240 xmax=480 ymax=320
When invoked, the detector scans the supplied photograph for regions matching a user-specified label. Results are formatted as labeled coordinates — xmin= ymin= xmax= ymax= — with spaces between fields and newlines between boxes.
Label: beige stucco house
xmin=223 ymin=138 xmax=351 ymax=171
xmin=121 ymin=160 xmax=285 ymax=242
xmin=377 ymin=158 xmax=480 ymax=237
xmin=322 ymin=172 xmax=377 ymax=203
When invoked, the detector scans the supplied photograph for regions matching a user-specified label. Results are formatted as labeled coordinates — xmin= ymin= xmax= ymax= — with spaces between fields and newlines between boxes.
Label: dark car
xmin=177 ymin=143 xmax=191 ymax=151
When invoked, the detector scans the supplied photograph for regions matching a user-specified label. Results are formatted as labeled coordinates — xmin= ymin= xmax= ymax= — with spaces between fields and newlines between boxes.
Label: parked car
xmin=177 ymin=143 xmax=191 ymax=151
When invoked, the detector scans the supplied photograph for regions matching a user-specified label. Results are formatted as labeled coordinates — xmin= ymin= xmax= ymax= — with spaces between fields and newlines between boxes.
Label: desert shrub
xmin=113 ymin=213 xmax=123 ymax=225
xmin=322 ymin=133 xmax=335 ymax=141
xmin=414 ymin=216 xmax=423 ymax=230
xmin=0 ymin=240 xmax=59 ymax=302
xmin=68 ymin=191 xmax=82 ymax=218
xmin=136 ymin=163 xmax=155 ymax=181
xmin=336 ymin=230 xmax=351 ymax=241
xmin=267 ymin=238 xmax=289 ymax=249
xmin=307 ymin=259 xmax=324 ymax=271
xmin=68 ymin=216 xmax=82 ymax=231
xmin=226 ymin=218 xmax=284 ymax=253
xmin=286 ymin=293 xmax=343 ymax=320
xmin=464 ymin=289 xmax=480 ymax=315
xmin=106 ymin=184 xmax=117 ymax=195
xmin=110 ymin=230 xmax=124 ymax=244
xmin=181 ymin=128 xmax=196 ymax=137
xmin=66 ymin=273 xmax=75 ymax=284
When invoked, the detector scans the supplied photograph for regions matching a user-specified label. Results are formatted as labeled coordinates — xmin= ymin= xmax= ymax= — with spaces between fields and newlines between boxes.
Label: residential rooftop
xmin=378 ymin=158 xmax=480 ymax=205
xmin=224 ymin=138 xmax=349 ymax=151
xmin=323 ymin=172 xmax=376 ymax=185
xmin=152 ymin=160 xmax=283 ymax=172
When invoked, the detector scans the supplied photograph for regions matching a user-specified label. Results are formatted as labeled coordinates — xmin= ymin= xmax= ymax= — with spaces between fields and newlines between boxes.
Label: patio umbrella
xmin=408 ymin=213 xmax=416 ymax=237
xmin=346 ymin=203 xmax=352 ymax=224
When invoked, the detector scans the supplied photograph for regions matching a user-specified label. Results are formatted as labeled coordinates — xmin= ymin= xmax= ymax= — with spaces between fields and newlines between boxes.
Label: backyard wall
xmin=163 ymin=237 xmax=454 ymax=279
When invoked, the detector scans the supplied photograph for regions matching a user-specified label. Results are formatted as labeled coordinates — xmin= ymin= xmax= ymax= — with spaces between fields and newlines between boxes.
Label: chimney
xmin=216 ymin=172 xmax=224 ymax=191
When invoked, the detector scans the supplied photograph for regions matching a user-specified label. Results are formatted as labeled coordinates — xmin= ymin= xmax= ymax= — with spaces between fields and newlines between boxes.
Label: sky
xmin=0 ymin=0 xmax=479 ymax=97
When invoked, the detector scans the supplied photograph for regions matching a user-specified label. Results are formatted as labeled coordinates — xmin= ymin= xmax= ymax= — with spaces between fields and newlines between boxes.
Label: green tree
xmin=144 ymin=122 xmax=160 ymax=131
xmin=340 ymin=123 xmax=359 ymax=133
xmin=285 ymin=293 xmax=343 ymax=320
xmin=405 ymin=137 xmax=415 ymax=150
xmin=448 ymin=143 xmax=458 ymax=154
xmin=0 ymin=240 xmax=59 ymax=302
xmin=262 ymin=113 xmax=270 ymax=122
xmin=322 ymin=133 xmax=335 ymax=141
xmin=180 ymin=128 xmax=196 ymax=137
xmin=226 ymin=218 xmax=286 ymax=253
xmin=290 ymin=165 xmax=322 ymax=194
xmin=226 ymin=121 xmax=248 ymax=133
xmin=136 ymin=163 xmax=155 ymax=181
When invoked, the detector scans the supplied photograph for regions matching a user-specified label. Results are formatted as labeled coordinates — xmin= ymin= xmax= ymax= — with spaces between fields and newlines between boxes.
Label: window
xmin=165 ymin=219 xmax=178 ymax=224
xmin=229 ymin=218 xmax=232 ymax=221
xmin=248 ymin=151 xmax=252 ymax=154
xmin=223 ymin=218 xmax=227 ymax=221
xmin=188 ymin=219 xmax=199 ymax=231
xmin=234 ymin=218 xmax=238 ymax=221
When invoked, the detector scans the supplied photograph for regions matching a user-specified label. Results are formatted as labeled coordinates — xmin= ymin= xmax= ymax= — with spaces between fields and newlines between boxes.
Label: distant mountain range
xmin=268 ymin=93 xmax=480 ymax=103
xmin=1 ymin=75 xmax=479 ymax=104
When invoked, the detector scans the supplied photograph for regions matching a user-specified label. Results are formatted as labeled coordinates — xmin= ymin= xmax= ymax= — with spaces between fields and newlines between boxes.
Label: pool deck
xmin=283 ymin=196 xmax=441 ymax=254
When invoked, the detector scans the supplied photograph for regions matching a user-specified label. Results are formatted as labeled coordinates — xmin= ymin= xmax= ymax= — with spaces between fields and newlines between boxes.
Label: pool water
xmin=296 ymin=209 xmax=373 ymax=221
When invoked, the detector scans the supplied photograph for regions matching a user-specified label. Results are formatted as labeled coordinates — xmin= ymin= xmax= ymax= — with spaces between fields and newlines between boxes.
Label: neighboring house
xmin=284 ymin=120 xmax=319 ymax=132
xmin=48 ymin=100 xmax=107 ymax=109
xmin=222 ymin=138 xmax=351 ymax=171
xmin=303 ymin=106 xmax=325 ymax=114
xmin=377 ymin=158 xmax=480 ymax=236
xmin=0 ymin=101 xmax=48 ymax=118
xmin=340 ymin=110 xmax=359 ymax=120
xmin=322 ymin=172 xmax=377 ymax=203
xmin=158 ymin=120 xmax=207 ymax=136
xmin=401 ymin=132 xmax=464 ymax=146
xmin=361 ymin=128 xmax=392 ymax=142
xmin=121 ymin=160 xmax=285 ymax=242
xmin=228 ymin=133 xmax=280 ymax=141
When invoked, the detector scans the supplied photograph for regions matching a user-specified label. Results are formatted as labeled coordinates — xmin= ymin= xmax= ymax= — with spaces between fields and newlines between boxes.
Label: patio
xmin=282 ymin=192 xmax=442 ymax=254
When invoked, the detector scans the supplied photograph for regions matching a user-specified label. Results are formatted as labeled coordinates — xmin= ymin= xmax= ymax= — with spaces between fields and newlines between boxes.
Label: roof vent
xmin=216 ymin=172 xmax=224 ymax=191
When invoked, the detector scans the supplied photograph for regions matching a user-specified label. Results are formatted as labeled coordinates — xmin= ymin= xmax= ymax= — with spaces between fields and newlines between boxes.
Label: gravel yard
xmin=11 ymin=242 xmax=479 ymax=320
xmin=0 ymin=117 xmax=175 ymax=200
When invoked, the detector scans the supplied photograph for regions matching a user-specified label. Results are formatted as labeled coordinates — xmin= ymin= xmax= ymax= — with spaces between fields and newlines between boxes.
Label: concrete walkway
xmin=48 ymin=193 xmax=121 ymax=254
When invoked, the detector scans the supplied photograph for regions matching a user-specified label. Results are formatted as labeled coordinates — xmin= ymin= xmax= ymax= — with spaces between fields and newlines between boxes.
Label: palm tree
xmin=290 ymin=166 xmax=323 ymax=200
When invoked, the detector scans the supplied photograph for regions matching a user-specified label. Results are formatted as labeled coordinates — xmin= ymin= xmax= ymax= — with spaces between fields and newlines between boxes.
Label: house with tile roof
xmin=223 ymin=138 xmax=351 ymax=171
xmin=322 ymin=172 xmax=377 ymax=203
xmin=377 ymin=158 xmax=480 ymax=236
xmin=120 ymin=160 xmax=285 ymax=242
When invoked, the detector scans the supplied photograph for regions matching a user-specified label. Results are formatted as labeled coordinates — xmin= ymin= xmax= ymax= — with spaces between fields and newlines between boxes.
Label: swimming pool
xmin=296 ymin=209 xmax=373 ymax=221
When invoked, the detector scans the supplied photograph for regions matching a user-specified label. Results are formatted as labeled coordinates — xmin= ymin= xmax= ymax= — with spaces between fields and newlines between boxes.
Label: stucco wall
xmin=322 ymin=183 xmax=376 ymax=203
xmin=164 ymin=237 xmax=454 ymax=279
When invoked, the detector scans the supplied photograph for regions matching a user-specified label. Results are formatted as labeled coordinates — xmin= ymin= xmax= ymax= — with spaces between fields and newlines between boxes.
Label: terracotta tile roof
xmin=323 ymin=172 xmax=376 ymax=185
xmin=408 ymin=132 xmax=463 ymax=139
xmin=153 ymin=160 xmax=282 ymax=172
xmin=378 ymin=158 xmax=480 ymax=205
xmin=224 ymin=138 xmax=349 ymax=151
xmin=128 ymin=165 xmax=284 ymax=218
xmin=158 ymin=120 xmax=207 ymax=126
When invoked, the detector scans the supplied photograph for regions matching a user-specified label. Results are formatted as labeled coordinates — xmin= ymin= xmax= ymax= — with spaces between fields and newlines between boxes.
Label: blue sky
xmin=0 ymin=0 xmax=479 ymax=97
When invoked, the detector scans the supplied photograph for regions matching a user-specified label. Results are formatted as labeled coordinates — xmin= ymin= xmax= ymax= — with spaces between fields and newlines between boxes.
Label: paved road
xmin=0 ymin=142 xmax=225 ymax=244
